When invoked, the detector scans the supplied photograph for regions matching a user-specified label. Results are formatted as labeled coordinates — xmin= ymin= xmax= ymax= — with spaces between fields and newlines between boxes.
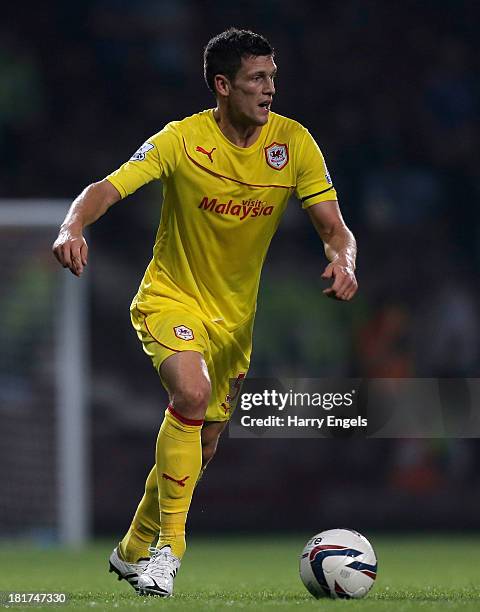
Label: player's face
xmin=228 ymin=55 xmax=276 ymax=127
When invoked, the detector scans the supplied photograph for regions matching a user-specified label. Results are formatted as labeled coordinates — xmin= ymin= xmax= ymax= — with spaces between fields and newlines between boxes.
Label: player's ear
xmin=214 ymin=74 xmax=230 ymax=97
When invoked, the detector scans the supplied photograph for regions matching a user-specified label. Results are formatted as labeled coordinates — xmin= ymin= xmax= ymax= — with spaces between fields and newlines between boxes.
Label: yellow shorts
xmin=130 ymin=303 xmax=252 ymax=422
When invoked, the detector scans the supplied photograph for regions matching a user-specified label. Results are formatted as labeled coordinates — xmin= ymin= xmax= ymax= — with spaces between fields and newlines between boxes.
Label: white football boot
xmin=108 ymin=546 xmax=150 ymax=592
xmin=137 ymin=545 xmax=181 ymax=597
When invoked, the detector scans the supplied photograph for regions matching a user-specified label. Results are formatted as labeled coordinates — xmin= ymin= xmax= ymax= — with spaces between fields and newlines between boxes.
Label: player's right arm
xmin=53 ymin=124 xmax=180 ymax=276
xmin=52 ymin=179 xmax=121 ymax=277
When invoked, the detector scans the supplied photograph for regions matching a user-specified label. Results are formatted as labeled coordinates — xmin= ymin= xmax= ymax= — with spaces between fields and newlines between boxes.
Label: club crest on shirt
xmin=129 ymin=142 xmax=154 ymax=161
xmin=264 ymin=142 xmax=289 ymax=170
xmin=173 ymin=325 xmax=194 ymax=341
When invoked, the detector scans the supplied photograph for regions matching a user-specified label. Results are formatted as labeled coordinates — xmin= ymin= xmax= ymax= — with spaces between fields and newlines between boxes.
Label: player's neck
xmin=213 ymin=107 xmax=262 ymax=148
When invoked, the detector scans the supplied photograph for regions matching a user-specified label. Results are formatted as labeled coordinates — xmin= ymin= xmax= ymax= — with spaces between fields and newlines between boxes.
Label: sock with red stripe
xmin=155 ymin=405 xmax=203 ymax=559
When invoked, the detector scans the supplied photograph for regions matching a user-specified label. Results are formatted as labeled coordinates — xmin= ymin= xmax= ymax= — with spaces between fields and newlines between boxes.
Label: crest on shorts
xmin=264 ymin=142 xmax=289 ymax=170
xmin=174 ymin=325 xmax=194 ymax=341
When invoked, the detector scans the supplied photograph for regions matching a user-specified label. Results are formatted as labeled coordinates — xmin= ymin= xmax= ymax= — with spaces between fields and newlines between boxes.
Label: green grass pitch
xmin=0 ymin=535 xmax=479 ymax=610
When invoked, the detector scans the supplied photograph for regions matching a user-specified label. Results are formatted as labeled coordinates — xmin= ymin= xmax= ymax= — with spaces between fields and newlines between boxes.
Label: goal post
xmin=0 ymin=200 xmax=90 ymax=546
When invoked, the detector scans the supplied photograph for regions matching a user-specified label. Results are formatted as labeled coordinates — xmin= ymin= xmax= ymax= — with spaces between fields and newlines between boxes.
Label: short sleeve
xmin=105 ymin=123 xmax=181 ymax=199
xmin=294 ymin=129 xmax=337 ymax=209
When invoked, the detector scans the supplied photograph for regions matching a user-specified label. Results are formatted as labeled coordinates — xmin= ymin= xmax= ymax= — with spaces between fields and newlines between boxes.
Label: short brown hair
xmin=204 ymin=28 xmax=274 ymax=94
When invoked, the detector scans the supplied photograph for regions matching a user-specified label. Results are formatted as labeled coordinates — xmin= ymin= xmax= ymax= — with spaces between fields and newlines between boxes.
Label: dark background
xmin=1 ymin=0 xmax=480 ymax=537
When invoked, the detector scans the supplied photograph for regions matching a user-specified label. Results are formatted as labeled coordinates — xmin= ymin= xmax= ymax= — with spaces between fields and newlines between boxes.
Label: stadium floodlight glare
xmin=0 ymin=200 xmax=90 ymax=546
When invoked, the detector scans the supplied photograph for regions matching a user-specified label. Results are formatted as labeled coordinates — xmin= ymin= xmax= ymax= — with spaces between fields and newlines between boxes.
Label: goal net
xmin=0 ymin=200 xmax=89 ymax=545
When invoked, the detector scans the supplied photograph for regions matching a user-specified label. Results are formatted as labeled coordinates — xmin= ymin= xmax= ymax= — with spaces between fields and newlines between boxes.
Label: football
xmin=299 ymin=528 xmax=377 ymax=599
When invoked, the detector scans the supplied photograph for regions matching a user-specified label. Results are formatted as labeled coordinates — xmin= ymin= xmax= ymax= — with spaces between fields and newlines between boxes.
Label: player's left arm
xmin=307 ymin=200 xmax=358 ymax=301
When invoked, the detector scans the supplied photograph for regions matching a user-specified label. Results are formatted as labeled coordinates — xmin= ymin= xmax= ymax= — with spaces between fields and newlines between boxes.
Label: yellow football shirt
xmin=106 ymin=109 xmax=337 ymax=330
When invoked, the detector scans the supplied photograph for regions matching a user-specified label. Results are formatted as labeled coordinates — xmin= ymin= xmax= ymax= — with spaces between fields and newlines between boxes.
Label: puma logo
xmin=162 ymin=473 xmax=190 ymax=487
xmin=196 ymin=146 xmax=216 ymax=163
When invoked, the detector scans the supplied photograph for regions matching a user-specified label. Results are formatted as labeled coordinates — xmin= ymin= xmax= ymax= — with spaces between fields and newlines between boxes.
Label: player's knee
xmin=173 ymin=381 xmax=211 ymax=419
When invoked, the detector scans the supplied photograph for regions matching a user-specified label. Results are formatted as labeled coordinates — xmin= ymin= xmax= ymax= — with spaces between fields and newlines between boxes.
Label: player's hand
xmin=52 ymin=227 xmax=88 ymax=277
xmin=321 ymin=259 xmax=357 ymax=301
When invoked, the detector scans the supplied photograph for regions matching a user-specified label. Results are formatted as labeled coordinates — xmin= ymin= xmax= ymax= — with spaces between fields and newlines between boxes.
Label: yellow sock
xmin=155 ymin=406 xmax=203 ymax=559
xmin=157 ymin=510 xmax=188 ymax=558
xmin=119 ymin=466 xmax=159 ymax=562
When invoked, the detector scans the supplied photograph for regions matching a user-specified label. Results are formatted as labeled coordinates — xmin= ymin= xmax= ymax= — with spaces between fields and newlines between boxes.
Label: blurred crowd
xmin=2 ymin=1 xmax=479 ymax=371
xmin=1 ymin=1 xmax=480 ymax=534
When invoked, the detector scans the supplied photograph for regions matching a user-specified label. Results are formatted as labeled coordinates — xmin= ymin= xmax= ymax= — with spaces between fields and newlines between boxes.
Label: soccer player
xmin=52 ymin=28 xmax=357 ymax=597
